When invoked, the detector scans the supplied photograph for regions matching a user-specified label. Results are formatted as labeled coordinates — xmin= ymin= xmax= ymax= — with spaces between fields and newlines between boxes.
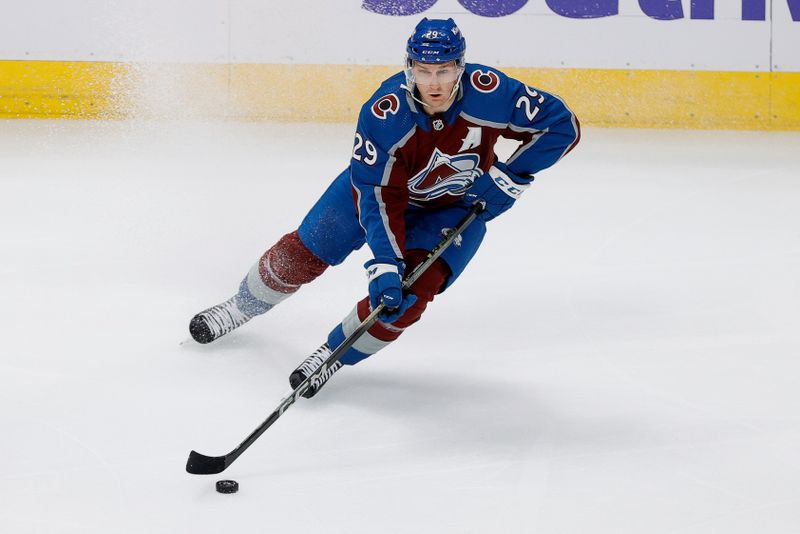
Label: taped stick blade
xmin=186 ymin=450 xmax=228 ymax=475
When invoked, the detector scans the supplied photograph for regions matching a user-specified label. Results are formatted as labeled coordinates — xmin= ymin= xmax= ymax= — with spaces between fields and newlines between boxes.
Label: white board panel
xmin=0 ymin=0 xmax=229 ymax=62
xmin=0 ymin=0 xmax=796 ymax=71
xmin=773 ymin=0 xmax=800 ymax=71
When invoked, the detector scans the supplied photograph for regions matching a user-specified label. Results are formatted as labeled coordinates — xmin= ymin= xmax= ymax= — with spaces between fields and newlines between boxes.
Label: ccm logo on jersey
xmin=470 ymin=70 xmax=500 ymax=93
xmin=371 ymin=94 xmax=400 ymax=119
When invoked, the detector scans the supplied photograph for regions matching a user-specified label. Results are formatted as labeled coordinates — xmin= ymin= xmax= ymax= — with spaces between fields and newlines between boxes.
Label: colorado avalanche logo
xmin=408 ymin=149 xmax=482 ymax=201
xmin=470 ymin=70 xmax=500 ymax=93
xmin=371 ymin=94 xmax=400 ymax=120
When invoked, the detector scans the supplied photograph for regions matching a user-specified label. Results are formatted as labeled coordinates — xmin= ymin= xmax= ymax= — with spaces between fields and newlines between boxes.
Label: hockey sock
xmin=236 ymin=230 xmax=329 ymax=316
xmin=328 ymin=251 xmax=448 ymax=365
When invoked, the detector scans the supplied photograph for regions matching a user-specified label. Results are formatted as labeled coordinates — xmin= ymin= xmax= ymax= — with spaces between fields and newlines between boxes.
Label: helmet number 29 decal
xmin=516 ymin=85 xmax=546 ymax=122
xmin=352 ymin=132 xmax=378 ymax=165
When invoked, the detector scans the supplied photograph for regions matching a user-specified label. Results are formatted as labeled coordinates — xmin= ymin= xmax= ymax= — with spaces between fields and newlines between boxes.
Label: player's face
xmin=411 ymin=61 xmax=460 ymax=113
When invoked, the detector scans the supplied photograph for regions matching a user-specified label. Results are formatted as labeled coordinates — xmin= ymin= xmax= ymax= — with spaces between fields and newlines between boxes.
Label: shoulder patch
xmin=371 ymin=94 xmax=401 ymax=120
xmin=470 ymin=70 xmax=500 ymax=93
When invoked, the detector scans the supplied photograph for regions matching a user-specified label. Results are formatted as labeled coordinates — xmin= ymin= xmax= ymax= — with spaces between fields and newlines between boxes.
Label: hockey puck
xmin=216 ymin=480 xmax=239 ymax=494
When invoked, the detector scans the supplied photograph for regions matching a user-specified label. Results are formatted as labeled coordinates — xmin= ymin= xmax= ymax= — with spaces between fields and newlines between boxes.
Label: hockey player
xmin=189 ymin=17 xmax=580 ymax=397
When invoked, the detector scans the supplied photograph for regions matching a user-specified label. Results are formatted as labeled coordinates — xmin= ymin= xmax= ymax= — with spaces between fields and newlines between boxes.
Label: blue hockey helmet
xmin=405 ymin=18 xmax=466 ymax=66
xmin=403 ymin=18 xmax=467 ymax=109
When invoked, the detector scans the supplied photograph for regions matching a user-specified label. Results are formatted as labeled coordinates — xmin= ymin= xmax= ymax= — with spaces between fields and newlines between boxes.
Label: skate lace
xmin=201 ymin=297 xmax=251 ymax=337
xmin=298 ymin=344 xmax=342 ymax=385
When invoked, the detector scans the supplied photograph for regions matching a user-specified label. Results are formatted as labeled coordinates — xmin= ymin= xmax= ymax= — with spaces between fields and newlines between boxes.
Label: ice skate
xmin=289 ymin=343 xmax=343 ymax=398
xmin=189 ymin=296 xmax=254 ymax=344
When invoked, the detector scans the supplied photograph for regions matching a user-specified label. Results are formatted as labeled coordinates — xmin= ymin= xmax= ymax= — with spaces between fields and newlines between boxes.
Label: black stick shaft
xmin=186 ymin=204 xmax=482 ymax=474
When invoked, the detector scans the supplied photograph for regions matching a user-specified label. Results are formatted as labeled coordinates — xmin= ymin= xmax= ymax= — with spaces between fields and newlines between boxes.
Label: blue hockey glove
xmin=464 ymin=161 xmax=533 ymax=221
xmin=365 ymin=258 xmax=418 ymax=323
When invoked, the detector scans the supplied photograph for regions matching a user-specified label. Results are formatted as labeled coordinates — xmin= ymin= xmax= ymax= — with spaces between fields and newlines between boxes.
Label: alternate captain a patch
xmin=459 ymin=127 xmax=482 ymax=152
xmin=371 ymin=94 xmax=400 ymax=119
xmin=470 ymin=70 xmax=500 ymax=93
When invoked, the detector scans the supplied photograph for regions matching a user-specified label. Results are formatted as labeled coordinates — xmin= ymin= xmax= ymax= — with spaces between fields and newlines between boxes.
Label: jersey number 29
xmin=353 ymin=132 xmax=378 ymax=165
xmin=516 ymin=86 xmax=545 ymax=122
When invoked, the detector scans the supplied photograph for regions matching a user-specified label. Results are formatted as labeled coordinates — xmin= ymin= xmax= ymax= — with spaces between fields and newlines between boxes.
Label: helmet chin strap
xmin=400 ymin=83 xmax=431 ymax=109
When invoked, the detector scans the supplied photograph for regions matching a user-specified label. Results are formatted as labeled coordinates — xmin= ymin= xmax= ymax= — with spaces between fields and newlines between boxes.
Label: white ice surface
xmin=1 ymin=121 xmax=799 ymax=533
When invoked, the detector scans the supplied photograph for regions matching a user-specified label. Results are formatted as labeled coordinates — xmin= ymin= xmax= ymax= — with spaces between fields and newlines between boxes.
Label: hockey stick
xmin=186 ymin=203 xmax=483 ymax=475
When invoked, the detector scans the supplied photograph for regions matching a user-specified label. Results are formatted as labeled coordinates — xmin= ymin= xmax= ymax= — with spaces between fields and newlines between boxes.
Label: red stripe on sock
xmin=359 ymin=251 xmax=450 ymax=343
xmin=259 ymin=231 xmax=328 ymax=294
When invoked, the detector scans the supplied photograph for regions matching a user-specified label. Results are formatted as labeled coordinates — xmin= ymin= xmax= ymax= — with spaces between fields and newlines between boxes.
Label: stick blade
xmin=186 ymin=450 xmax=229 ymax=475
